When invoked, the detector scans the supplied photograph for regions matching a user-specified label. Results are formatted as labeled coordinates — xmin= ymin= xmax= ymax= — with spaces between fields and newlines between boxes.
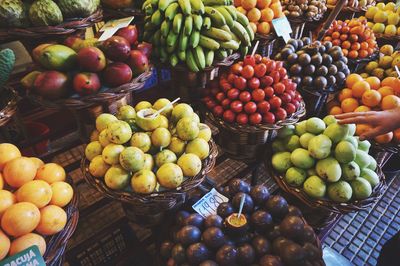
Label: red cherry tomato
xmin=280 ymin=93 xmax=292 ymax=104
xmin=277 ymin=67 xmax=287 ymax=77
xmin=231 ymin=63 xmax=243 ymax=75
xmin=212 ymin=105 xmax=224 ymax=117
xmin=243 ymin=55 xmax=256 ymax=67
xmin=263 ymin=112 xmax=275 ymax=124
xmin=274 ymin=82 xmax=286 ymax=95
xmin=270 ymin=71 xmax=281 ymax=83
xmin=244 ymin=101 xmax=257 ymax=114
xmin=242 ymin=65 xmax=255 ymax=79
xmin=227 ymin=88 xmax=240 ymax=100
xmin=249 ymin=113 xmax=262 ymax=125
xmin=254 ymin=54 xmax=262 ymax=64
xmin=248 ymin=77 xmax=260 ymax=90
xmin=223 ymin=110 xmax=236 ymax=123
xmin=264 ymin=86 xmax=275 ymax=98
xmin=206 ymin=99 xmax=216 ymax=109
xmin=260 ymin=76 xmax=274 ymax=87
xmin=254 ymin=63 xmax=267 ymax=78
xmin=257 ymin=101 xmax=271 ymax=114
xmin=236 ymin=113 xmax=249 ymax=125
xmin=285 ymin=103 xmax=296 ymax=115
xmin=270 ymin=96 xmax=282 ymax=110
xmin=215 ymin=92 xmax=226 ymax=102
xmin=227 ymin=73 xmax=237 ymax=84
xmin=221 ymin=98 xmax=231 ymax=109
xmin=239 ymin=91 xmax=251 ymax=103
xmin=234 ymin=76 xmax=247 ymax=90
xmin=275 ymin=61 xmax=284 ymax=69
xmin=265 ymin=60 xmax=276 ymax=73
xmin=220 ymin=82 xmax=232 ymax=93
xmin=275 ymin=107 xmax=287 ymax=121
xmin=230 ymin=100 xmax=243 ymax=113
xmin=252 ymin=89 xmax=266 ymax=102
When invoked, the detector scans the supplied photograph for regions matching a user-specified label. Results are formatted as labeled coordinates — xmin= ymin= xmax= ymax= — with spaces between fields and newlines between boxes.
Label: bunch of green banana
xmin=142 ymin=0 xmax=254 ymax=72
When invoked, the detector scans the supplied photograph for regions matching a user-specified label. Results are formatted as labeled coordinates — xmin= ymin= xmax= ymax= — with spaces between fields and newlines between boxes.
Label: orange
xmin=9 ymin=233 xmax=46 ymax=256
xmin=332 ymin=31 xmax=340 ymax=39
xmin=3 ymin=157 xmax=37 ymax=188
xmin=365 ymin=76 xmax=381 ymax=90
xmin=342 ymin=49 xmax=349 ymax=56
xmin=50 ymin=181 xmax=74 ymax=207
xmin=16 ymin=180 xmax=52 ymax=208
xmin=360 ymin=42 xmax=369 ymax=50
xmin=1 ymin=202 xmax=40 ymax=237
xmin=236 ymin=6 xmax=247 ymax=14
xmin=362 ymin=90 xmax=382 ymax=107
xmin=257 ymin=22 xmax=271 ymax=34
xmin=342 ymin=41 xmax=351 ymax=49
xmin=30 ymin=157 xmax=44 ymax=170
xmin=381 ymin=77 xmax=398 ymax=88
xmin=352 ymin=80 xmax=371 ymax=98
xmin=35 ymin=163 xmax=66 ymax=184
xmin=247 ymin=8 xmax=262 ymax=22
xmin=341 ymin=98 xmax=359 ymax=113
xmin=356 ymin=124 xmax=373 ymax=136
xmin=351 ymin=42 xmax=361 ymax=51
xmin=0 ymin=143 xmax=21 ymax=171
xmin=378 ymin=86 xmax=395 ymax=98
xmin=241 ymin=0 xmax=257 ymax=10
xmin=257 ymin=0 xmax=271 ymax=9
xmin=359 ymin=50 xmax=368 ymax=58
xmin=381 ymin=95 xmax=400 ymax=110
xmin=0 ymin=229 xmax=10 ymax=260
xmin=329 ymin=106 xmax=343 ymax=115
xmin=260 ymin=8 xmax=274 ymax=22
xmin=0 ymin=173 xmax=3 ymax=190
xmin=270 ymin=2 xmax=282 ymax=18
xmin=354 ymin=105 xmax=371 ymax=112
xmin=393 ymin=128 xmax=400 ymax=142
xmin=374 ymin=132 xmax=394 ymax=144
xmin=338 ymin=88 xmax=353 ymax=102
xmin=0 ymin=190 xmax=16 ymax=218
xmin=249 ymin=22 xmax=257 ymax=33
xmin=346 ymin=73 xmax=363 ymax=88
xmin=35 ymin=205 xmax=67 ymax=236
xmin=348 ymin=50 xmax=359 ymax=59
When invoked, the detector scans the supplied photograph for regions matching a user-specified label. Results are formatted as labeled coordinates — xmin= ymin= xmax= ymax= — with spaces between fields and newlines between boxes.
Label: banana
xmin=160 ymin=47 xmax=168 ymax=63
xmin=150 ymin=0 xmax=158 ymax=5
xmin=153 ymin=30 xmax=161 ymax=46
xmin=190 ymin=0 xmax=205 ymax=14
xmin=204 ymin=6 xmax=226 ymax=27
xmin=245 ymin=24 xmax=255 ymax=42
xmin=193 ymin=46 xmax=206 ymax=70
xmin=178 ymin=32 xmax=189 ymax=51
xmin=173 ymin=13 xmax=183 ymax=34
xmin=178 ymin=0 xmax=191 ymax=15
xmin=161 ymin=20 xmax=171 ymax=37
xmin=167 ymin=31 xmax=179 ymax=47
xmin=170 ymin=54 xmax=179 ymax=67
xmin=144 ymin=4 xmax=154 ymax=16
xmin=240 ymin=45 xmax=249 ymax=56
xmin=227 ymin=49 xmax=233 ymax=56
xmin=151 ymin=10 xmax=163 ymax=26
xmin=221 ymin=40 xmax=239 ymax=50
xmin=236 ymin=11 xmax=249 ymax=27
xmin=160 ymin=35 xmax=167 ymax=46
xmin=221 ymin=25 xmax=240 ymax=42
xmin=183 ymin=16 xmax=193 ymax=36
xmin=189 ymin=30 xmax=200 ymax=48
xmin=165 ymin=3 xmax=179 ymax=20
xmin=192 ymin=15 xmax=203 ymax=31
xmin=159 ymin=0 xmax=177 ymax=11
xmin=166 ymin=43 xmax=177 ymax=53
xmin=178 ymin=50 xmax=186 ymax=61
xmin=142 ymin=0 xmax=151 ymax=10
xmin=186 ymin=49 xmax=200 ymax=72
xmin=199 ymin=35 xmax=220 ymax=50
xmin=202 ymin=0 xmax=226 ymax=5
xmin=215 ymin=49 xmax=228 ymax=61
xmin=205 ymin=49 xmax=214 ymax=67
xmin=202 ymin=27 xmax=232 ymax=41
xmin=224 ymin=6 xmax=237 ymax=20
xmin=144 ymin=21 xmax=156 ymax=32
xmin=231 ymin=21 xmax=250 ymax=46
xmin=215 ymin=6 xmax=234 ymax=28
xmin=202 ymin=17 xmax=211 ymax=30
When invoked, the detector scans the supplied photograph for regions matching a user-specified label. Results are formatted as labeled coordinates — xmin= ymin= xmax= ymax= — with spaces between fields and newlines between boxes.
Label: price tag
xmin=272 ymin=16 xmax=292 ymax=43
xmin=192 ymin=188 xmax=229 ymax=218
xmin=98 ymin=16 xmax=134 ymax=41
xmin=0 ymin=246 xmax=45 ymax=266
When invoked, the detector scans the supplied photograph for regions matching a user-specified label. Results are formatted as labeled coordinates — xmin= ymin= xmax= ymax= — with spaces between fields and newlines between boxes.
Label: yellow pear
xmin=384 ymin=25 xmax=397 ymax=36
xmin=374 ymin=10 xmax=388 ymax=23
xmin=388 ymin=13 xmax=400 ymax=25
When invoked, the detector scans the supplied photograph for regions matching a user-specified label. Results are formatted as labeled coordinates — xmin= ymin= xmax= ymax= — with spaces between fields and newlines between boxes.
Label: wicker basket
xmin=102 ymin=7 xmax=145 ymax=20
xmin=26 ymin=67 xmax=153 ymax=110
xmin=347 ymin=50 xmax=380 ymax=72
xmin=255 ymin=34 xmax=276 ymax=58
xmin=0 ymin=9 xmax=103 ymax=41
xmin=298 ymin=87 xmax=338 ymax=118
xmin=327 ymin=2 xmax=376 ymax=13
xmin=0 ymin=86 xmax=18 ymax=127
xmin=205 ymin=101 xmax=306 ymax=163
xmin=82 ymin=139 xmax=218 ymax=216
xmin=266 ymin=157 xmax=387 ymax=214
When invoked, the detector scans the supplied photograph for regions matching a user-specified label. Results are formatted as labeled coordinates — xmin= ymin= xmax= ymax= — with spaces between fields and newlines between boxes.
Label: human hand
xmin=335 ymin=107 xmax=400 ymax=140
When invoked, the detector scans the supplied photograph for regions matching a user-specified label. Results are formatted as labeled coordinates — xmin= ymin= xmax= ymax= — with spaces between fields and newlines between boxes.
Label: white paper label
xmin=192 ymin=188 xmax=229 ymax=218
xmin=98 ymin=16 xmax=134 ymax=41
xmin=272 ymin=16 xmax=292 ymax=43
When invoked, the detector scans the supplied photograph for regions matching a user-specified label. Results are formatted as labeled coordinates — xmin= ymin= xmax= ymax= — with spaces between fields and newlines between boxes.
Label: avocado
xmin=57 ymin=0 xmax=99 ymax=18
xmin=29 ymin=0 xmax=63 ymax=26
xmin=0 ymin=0 xmax=28 ymax=27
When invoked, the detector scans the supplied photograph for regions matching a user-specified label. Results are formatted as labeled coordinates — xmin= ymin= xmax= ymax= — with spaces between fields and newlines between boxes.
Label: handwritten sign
xmin=0 ymin=246 xmax=45 ymax=266
xmin=192 ymin=188 xmax=229 ymax=218
xmin=272 ymin=16 xmax=292 ymax=43
xmin=98 ymin=16 xmax=134 ymax=41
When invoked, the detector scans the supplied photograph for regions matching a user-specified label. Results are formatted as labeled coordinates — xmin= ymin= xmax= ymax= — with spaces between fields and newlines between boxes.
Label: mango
xmin=38 ymin=44 xmax=77 ymax=71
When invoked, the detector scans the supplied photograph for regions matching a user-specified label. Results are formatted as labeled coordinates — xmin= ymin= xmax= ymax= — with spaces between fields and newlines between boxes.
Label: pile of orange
xmin=0 ymin=143 xmax=74 ymax=260
xmin=328 ymin=74 xmax=400 ymax=144
xmin=235 ymin=0 xmax=284 ymax=35
xmin=323 ymin=18 xmax=377 ymax=59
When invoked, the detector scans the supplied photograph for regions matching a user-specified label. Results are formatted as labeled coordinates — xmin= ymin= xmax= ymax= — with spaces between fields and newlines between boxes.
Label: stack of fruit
xmin=281 ymin=0 xmax=327 ymax=21
xmin=202 ymin=54 xmax=303 ymax=125
xmin=160 ymin=179 xmax=323 ymax=265
xmin=0 ymin=143 xmax=74 ymax=260
xmin=322 ymin=18 xmax=377 ymax=60
xmin=0 ymin=0 xmax=100 ymax=27
xmin=85 ymin=99 xmax=213 ymax=194
xmin=275 ymin=37 xmax=350 ymax=91
xmin=21 ymin=25 xmax=151 ymax=100
xmin=326 ymin=0 xmax=375 ymax=11
xmin=328 ymin=74 xmax=400 ymax=145
xmin=234 ymin=0 xmax=284 ymax=35
xmin=271 ymin=115 xmax=381 ymax=203
xmin=141 ymin=0 xmax=255 ymax=72
xmin=365 ymin=2 xmax=400 ymax=37
xmin=362 ymin=44 xmax=400 ymax=79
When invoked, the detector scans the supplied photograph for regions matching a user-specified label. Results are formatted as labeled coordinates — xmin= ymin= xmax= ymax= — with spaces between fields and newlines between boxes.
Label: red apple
xmin=33 ymin=71 xmax=69 ymax=100
xmin=248 ymin=77 xmax=260 ymax=90
xmin=221 ymin=98 xmax=231 ymax=109
xmin=270 ymin=96 xmax=282 ymax=110
xmin=275 ymin=108 xmax=287 ymax=121
xmin=227 ymin=88 xmax=240 ymax=100
xmin=260 ymin=76 xmax=274 ymax=87
xmin=274 ymin=82 xmax=286 ymax=95
xmin=243 ymin=55 xmax=256 ymax=66
xmin=234 ymin=76 xmax=247 ymax=90
xmin=252 ymin=89 xmax=265 ymax=102
xmin=223 ymin=110 xmax=236 ymax=123
xmin=239 ymin=91 xmax=251 ymax=102
xmin=216 ymin=92 xmax=226 ymax=102
xmin=137 ymin=42 xmax=152 ymax=58
xmin=244 ymin=101 xmax=257 ymax=114
xmin=116 ymin=25 xmax=138 ymax=46
xmin=264 ymin=87 xmax=275 ymax=98
xmin=213 ymin=105 xmax=224 ymax=117
xmin=263 ymin=112 xmax=275 ymax=124
xmin=77 ymin=47 xmax=106 ymax=72
xmin=291 ymin=99 xmax=300 ymax=109
xmin=286 ymin=90 xmax=296 ymax=100
xmin=73 ymin=72 xmax=101 ymax=96
xmin=230 ymin=100 xmax=243 ymax=113
xmin=127 ymin=50 xmax=149 ymax=76
xmin=236 ymin=113 xmax=249 ymax=125
xmin=257 ymin=101 xmax=270 ymax=114
xmin=220 ymin=82 xmax=232 ymax=93
xmin=102 ymin=36 xmax=131 ymax=62
xmin=103 ymin=62 xmax=132 ymax=87
xmin=249 ymin=113 xmax=262 ymax=125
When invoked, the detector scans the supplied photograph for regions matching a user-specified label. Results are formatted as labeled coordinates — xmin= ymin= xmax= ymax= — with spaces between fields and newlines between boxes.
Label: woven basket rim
xmin=370 ymin=141 xmax=400 ymax=153
xmin=82 ymin=139 xmax=218 ymax=206
xmin=287 ymin=14 xmax=326 ymax=24
xmin=327 ymin=2 xmax=376 ymax=12
xmin=265 ymin=154 xmax=387 ymax=214
xmin=374 ymin=33 xmax=400 ymax=41
xmin=0 ymin=86 xmax=19 ymax=126
xmin=348 ymin=49 xmax=379 ymax=64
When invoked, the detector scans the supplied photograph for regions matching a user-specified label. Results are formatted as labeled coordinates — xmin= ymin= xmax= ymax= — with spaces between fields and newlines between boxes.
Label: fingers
xmin=337 ymin=115 xmax=372 ymax=125
xmin=360 ymin=127 xmax=385 ymax=140
xmin=334 ymin=112 xmax=369 ymax=119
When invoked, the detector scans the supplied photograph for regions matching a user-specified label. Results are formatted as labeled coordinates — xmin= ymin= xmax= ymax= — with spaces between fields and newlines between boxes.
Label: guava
xmin=316 ymin=157 xmax=342 ymax=182
xmin=107 ymin=120 xmax=132 ymax=144
xmin=151 ymin=128 xmax=172 ymax=148
xmin=295 ymin=121 xmax=307 ymax=136
xmin=360 ymin=168 xmax=380 ymax=187
xmin=323 ymin=115 xmax=337 ymax=126
xmin=85 ymin=141 xmax=103 ymax=161
xmin=346 ymin=136 xmax=359 ymax=149
xmin=168 ymin=137 xmax=186 ymax=156
xmin=159 ymin=115 xmax=169 ymax=128
xmin=285 ymin=135 xmax=301 ymax=151
xmin=176 ymin=117 xmax=199 ymax=141
xmin=130 ymin=132 xmax=152 ymax=152
xmin=284 ymin=167 xmax=307 ymax=187
xmin=177 ymin=153 xmax=202 ymax=177
xmin=102 ymin=144 xmax=125 ymax=165
xmin=119 ymin=147 xmax=145 ymax=172
xmin=90 ymin=130 xmax=99 ymax=141
xmin=358 ymin=139 xmax=371 ymax=152
xmin=272 ymin=152 xmax=292 ymax=173
xmin=186 ymin=138 xmax=210 ymax=159
xmin=299 ymin=133 xmax=315 ymax=149
xmin=306 ymin=117 xmax=326 ymax=134
xmin=117 ymin=105 xmax=136 ymax=121
xmin=135 ymin=101 xmax=152 ymax=112
xmin=327 ymin=181 xmax=353 ymax=203
xmin=198 ymin=123 xmax=212 ymax=142
xmin=155 ymin=149 xmax=177 ymax=167
xmin=89 ymin=155 xmax=110 ymax=178
xmin=153 ymin=98 xmax=173 ymax=117
xmin=367 ymin=155 xmax=377 ymax=171
xmin=272 ymin=139 xmax=287 ymax=152
xmin=131 ymin=170 xmax=157 ymax=194
xmin=290 ymin=148 xmax=315 ymax=169
xmin=192 ymin=113 xmax=200 ymax=124
xmin=104 ymin=165 xmax=130 ymax=190
xmin=308 ymin=134 xmax=332 ymax=159
xmin=156 ymin=163 xmax=184 ymax=189
xmin=341 ymin=161 xmax=360 ymax=181
xmin=99 ymin=129 xmax=111 ymax=147
xmin=135 ymin=108 xmax=162 ymax=131
xmin=334 ymin=140 xmax=356 ymax=163
xmin=277 ymin=125 xmax=295 ymax=139
xmin=303 ymin=176 xmax=326 ymax=198
xmin=96 ymin=113 xmax=118 ymax=132
xmin=323 ymin=123 xmax=349 ymax=143
xmin=171 ymin=103 xmax=194 ymax=123
xmin=355 ymin=150 xmax=371 ymax=169
xmin=351 ymin=178 xmax=372 ymax=200
xmin=143 ymin=154 xmax=154 ymax=170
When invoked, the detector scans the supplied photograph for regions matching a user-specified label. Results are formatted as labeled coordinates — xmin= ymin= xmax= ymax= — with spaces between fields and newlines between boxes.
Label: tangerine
xmin=257 ymin=22 xmax=271 ymax=34
xmin=381 ymin=95 xmax=400 ymax=110
xmin=341 ymin=98 xmax=359 ymax=113
xmin=338 ymin=88 xmax=353 ymax=102
xmin=0 ymin=190 xmax=16 ymax=218
xmin=257 ymin=0 xmax=271 ymax=9
xmin=9 ymin=233 xmax=46 ymax=256
xmin=0 ymin=173 xmax=3 ymax=190
xmin=362 ymin=90 xmax=382 ymax=107
xmin=0 ymin=230 xmax=10 ymax=260
xmin=1 ymin=202 xmax=40 ymax=237
xmin=0 ymin=143 xmax=21 ymax=171
xmin=30 ymin=157 xmax=44 ymax=170
xmin=356 ymin=124 xmax=373 ymax=136
xmin=16 ymin=180 xmax=52 ymax=208
xmin=329 ymin=106 xmax=343 ymax=115
xmin=3 ymin=157 xmax=37 ymax=188
xmin=50 ymin=181 xmax=74 ymax=207
xmin=354 ymin=105 xmax=371 ymax=112
xmin=378 ymin=86 xmax=395 ymax=97
xmin=241 ymin=0 xmax=257 ymax=10
xmin=346 ymin=73 xmax=363 ymax=88
xmin=365 ymin=76 xmax=381 ymax=90
xmin=260 ymin=8 xmax=274 ymax=22
xmin=36 ymin=163 xmax=66 ymax=184
xmin=342 ymin=41 xmax=351 ymax=49
xmin=374 ymin=132 xmax=394 ymax=144
xmin=352 ymin=80 xmax=371 ymax=98
xmin=35 ymin=205 xmax=67 ymax=236
xmin=247 ymin=8 xmax=261 ymax=22
xmin=348 ymin=50 xmax=359 ymax=59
